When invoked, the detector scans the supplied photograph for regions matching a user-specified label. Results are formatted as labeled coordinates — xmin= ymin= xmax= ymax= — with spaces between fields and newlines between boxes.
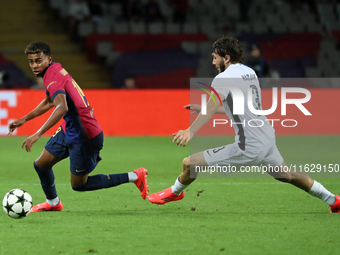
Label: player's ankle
xmin=171 ymin=176 xmax=188 ymax=195
xmin=128 ymin=171 xmax=138 ymax=182
xmin=46 ymin=197 xmax=60 ymax=206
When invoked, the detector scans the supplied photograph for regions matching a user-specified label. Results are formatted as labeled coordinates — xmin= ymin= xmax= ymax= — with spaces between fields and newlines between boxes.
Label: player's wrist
xmin=186 ymin=128 xmax=194 ymax=138
xmin=20 ymin=117 xmax=28 ymax=124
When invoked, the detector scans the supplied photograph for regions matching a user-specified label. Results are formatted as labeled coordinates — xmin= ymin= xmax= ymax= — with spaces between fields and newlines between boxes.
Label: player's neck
xmin=40 ymin=64 xmax=51 ymax=78
xmin=224 ymin=62 xmax=232 ymax=70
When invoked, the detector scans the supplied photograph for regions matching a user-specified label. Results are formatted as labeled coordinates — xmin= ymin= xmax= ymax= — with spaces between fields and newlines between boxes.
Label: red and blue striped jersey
xmin=43 ymin=62 xmax=102 ymax=142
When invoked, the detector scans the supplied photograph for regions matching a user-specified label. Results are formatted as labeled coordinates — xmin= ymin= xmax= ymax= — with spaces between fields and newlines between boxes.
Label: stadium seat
xmin=109 ymin=3 xmax=122 ymax=17
xmin=306 ymin=22 xmax=323 ymax=33
xmin=112 ymin=22 xmax=129 ymax=33
xmin=270 ymin=22 xmax=288 ymax=33
xmin=96 ymin=41 xmax=112 ymax=65
xmin=96 ymin=23 xmax=111 ymax=34
xmin=48 ymin=0 xmax=70 ymax=18
xmin=305 ymin=67 xmax=322 ymax=78
xmin=196 ymin=65 xmax=214 ymax=77
xmin=265 ymin=14 xmax=282 ymax=26
xmin=106 ymin=51 xmax=122 ymax=66
xmin=148 ymin=23 xmax=164 ymax=34
xmin=275 ymin=2 xmax=291 ymax=15
xmin=336 ymin=4 xmax=340 ymax=21
xmin=200 ymin=22 xmax=217 ymax=39
xmin=299 ymin=56 xmax=317 ymax=69
xmin=329 ymin=23 xmax=340 ymax=31
xmin=78 ymin=22 xmax=95 ymax=38
xmin=322 ymin=67 xmax=339 ymax=78
xmin=181 ymin=42 xmax=198 ymax=53
xmin=287 ymin=23 xmax=305 ymax=33
xmin=165 ymin=23 xmax=181 ymax=33
xmin=224 ymin=2 xmax=240 ymax=20
xmin=158 ymin=0 xmax=172 ymax=21
xmin=251 ymin=21 xmax=268 ymax=34
xmin=96 ymin=41 xmax=112 ymax=58
xmin=130 ymin=23 xmax=146 ymax=34
xmin=318 ymin=3 xmax=338 ymax=29
xmin=198 ymin=42 xmax=212 ymax=56
xmin=235 ymin=23 xmax=251 ymax=35
xmin=183 ymin=23 xmax=199 ymax=34
xmin=0 ymin=64 xmax=33 ymax=88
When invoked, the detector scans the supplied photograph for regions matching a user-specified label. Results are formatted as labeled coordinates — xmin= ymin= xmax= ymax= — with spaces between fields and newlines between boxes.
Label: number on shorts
xmin=213 ymin=146 xmax=225 ymax=153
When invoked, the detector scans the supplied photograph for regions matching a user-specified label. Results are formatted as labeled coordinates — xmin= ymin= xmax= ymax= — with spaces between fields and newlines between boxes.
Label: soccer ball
xmin=2 ymin=189 xmax=33 ymax=219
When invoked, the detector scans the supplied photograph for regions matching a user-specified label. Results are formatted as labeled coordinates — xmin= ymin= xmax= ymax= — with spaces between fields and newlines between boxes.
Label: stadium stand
xmin=2 ymin=0 xmax=340 ymax=88
xmin=0 ymin=0 xmax=110 ymax=88
xmin=0 ymin=52 xmax=34 ymax=89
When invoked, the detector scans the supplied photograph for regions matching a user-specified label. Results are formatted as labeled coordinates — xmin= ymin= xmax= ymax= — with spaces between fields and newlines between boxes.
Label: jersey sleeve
xmin=211 ymin=74 xmax=230 ymax=101
xmin=44 ymin=71 xmax=66 ymax=101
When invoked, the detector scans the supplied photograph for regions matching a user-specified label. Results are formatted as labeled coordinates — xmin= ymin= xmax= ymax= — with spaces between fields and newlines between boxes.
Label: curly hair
xmin=24 ymin=41 xmax=51 ymax=56
xmin=212 ymin=36 xmax=244 ymax=63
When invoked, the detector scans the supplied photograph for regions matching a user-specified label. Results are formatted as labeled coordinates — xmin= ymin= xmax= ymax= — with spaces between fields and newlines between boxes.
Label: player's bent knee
xmin=182 ymin=157 xmax=190 ymax=170
xmin=273 ymin=173 xmax=293 ymax=183
xmin=71 ymin=184 xmax=86 ymax=192
xmin=275 ymin=177 xmax=292 ymax=183
xmin=34 ymin=161 xmax=48 ymax=173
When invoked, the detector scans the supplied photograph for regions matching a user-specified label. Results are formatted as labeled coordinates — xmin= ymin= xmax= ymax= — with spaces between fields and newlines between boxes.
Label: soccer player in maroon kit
xmin=8 ymin=41 xmax=148 ymax=212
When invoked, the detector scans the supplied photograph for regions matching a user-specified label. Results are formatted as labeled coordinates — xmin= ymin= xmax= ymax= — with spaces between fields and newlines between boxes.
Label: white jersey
xmin=211 ymin=63 xmax=275 ymax=152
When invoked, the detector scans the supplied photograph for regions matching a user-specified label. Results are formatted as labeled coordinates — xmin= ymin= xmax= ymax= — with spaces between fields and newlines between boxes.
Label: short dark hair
xmin=212 ymin=36 xmax=244 ymax=63
xmin=24 ymin=41 xmax=51 ymax=56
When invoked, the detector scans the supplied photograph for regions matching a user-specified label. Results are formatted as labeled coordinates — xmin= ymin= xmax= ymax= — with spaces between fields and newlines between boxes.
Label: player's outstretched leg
xmin=148 ymin=152 xmax=205 ymax=204
xmin=269 ymin=161 xmax=339 ymax=213
xmin=71 ymin=168 xmax=149 ymax=199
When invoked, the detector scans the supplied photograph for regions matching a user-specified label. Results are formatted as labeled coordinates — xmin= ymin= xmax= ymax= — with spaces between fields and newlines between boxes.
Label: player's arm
xmin=8 ymin=94 xmax=54 ymax=135
xmin=184 ymin=104 xmax=225 ymax=114
xmin=173 ymin=93 xmax=225 ymax=147
xmin=22 ymin=93 xmax=68 ymax=152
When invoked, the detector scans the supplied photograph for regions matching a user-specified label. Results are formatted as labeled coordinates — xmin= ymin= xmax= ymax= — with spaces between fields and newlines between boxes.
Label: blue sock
xmin=72 ymin=173 xmax=129 ymax=191
xmin=34 ymin=162 xmax=57 ymax=199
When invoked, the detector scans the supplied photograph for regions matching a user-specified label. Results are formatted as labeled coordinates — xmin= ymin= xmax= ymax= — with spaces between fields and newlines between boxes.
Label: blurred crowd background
xmin=0 ymin=0 xmax=339 ymax=89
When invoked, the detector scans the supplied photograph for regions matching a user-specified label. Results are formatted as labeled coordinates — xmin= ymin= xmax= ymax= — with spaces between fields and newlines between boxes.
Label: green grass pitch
xmin=0 ymin=135 xmax=340 ymax=255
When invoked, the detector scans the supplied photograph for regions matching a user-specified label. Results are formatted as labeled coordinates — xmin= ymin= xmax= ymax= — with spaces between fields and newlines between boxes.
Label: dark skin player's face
xmin=27 ymin=52 xmax=52 ymax=77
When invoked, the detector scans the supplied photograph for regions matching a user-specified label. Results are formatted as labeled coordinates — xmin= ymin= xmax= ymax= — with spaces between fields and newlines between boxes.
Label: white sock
xmin=171 ymin=176 xmax=188 ymax=195
xmin=308 ymin=180 xmax=335 ymax=206
xmin=128 ymin=172 xmax=138 ymax=182
xmin=46 ymin=197 xmax=60 ymax=206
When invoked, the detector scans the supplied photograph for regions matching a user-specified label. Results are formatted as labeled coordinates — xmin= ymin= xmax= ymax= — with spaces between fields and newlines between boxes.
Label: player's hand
xmin=184 ymin=104 xmax=201 ymax=114
xmin=22 ymin=133 xmax=40 ymax=152
xmin=172 ymin=129 xmax=191 ymax=147
xmin=8 ymin=118 xmax=26 ymax=135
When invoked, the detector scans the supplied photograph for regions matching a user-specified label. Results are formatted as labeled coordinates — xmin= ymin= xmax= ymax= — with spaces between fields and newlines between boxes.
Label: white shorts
xmin=203 ymin=143 xmax=284 ymax=168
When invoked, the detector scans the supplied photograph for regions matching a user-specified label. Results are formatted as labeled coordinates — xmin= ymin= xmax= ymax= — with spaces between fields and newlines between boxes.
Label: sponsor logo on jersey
xmin=47 ymin=81 xmax=57 ymax=90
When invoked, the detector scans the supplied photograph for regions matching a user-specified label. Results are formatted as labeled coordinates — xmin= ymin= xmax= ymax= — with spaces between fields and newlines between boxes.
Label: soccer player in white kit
xmin=147 ymin=36 xmax=340 ymax=213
